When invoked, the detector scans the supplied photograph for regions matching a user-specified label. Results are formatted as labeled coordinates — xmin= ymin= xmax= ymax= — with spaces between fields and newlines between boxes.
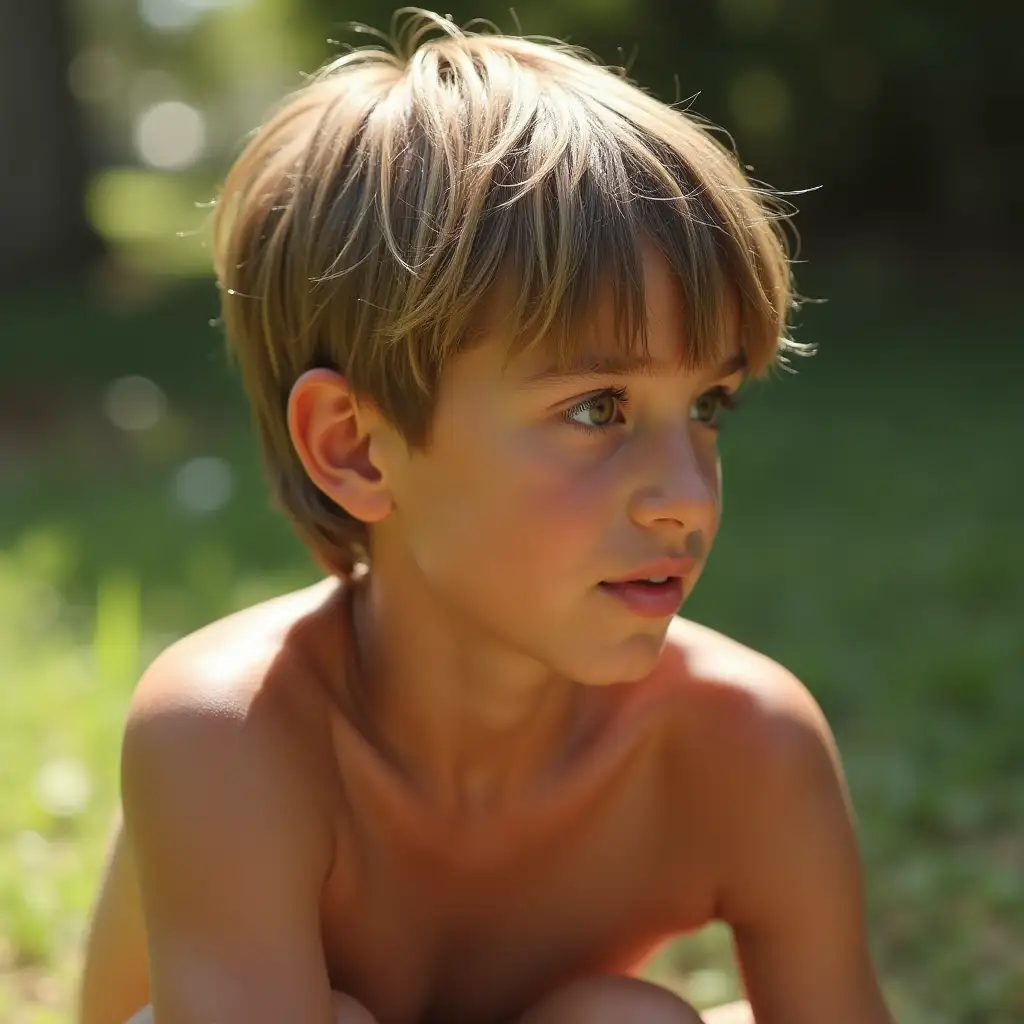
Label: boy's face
xmin=375 ymin=248 xmax=747 ymax=686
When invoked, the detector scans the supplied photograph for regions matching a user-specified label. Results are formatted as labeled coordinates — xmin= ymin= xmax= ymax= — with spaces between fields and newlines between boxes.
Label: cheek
xmin=401 ymin=436 xmax=611 ymax=586
xmin=487 ymin=440 xmax=617 ymax=553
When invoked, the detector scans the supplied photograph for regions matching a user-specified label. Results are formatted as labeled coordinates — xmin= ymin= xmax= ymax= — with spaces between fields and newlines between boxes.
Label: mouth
xmin=601 ymin=556 xmax=697 ymax=586
xmin=598 ymin=576 xmax=686 ymax=618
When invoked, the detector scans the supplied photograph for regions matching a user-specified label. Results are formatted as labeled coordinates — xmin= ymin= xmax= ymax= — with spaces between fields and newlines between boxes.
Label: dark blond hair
xmin=211 ymin=8 xmax=811 ymax=577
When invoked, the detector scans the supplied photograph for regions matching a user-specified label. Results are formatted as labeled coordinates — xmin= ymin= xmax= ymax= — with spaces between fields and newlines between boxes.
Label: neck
xmin=341 ymin=564 xmax=605 ymax=817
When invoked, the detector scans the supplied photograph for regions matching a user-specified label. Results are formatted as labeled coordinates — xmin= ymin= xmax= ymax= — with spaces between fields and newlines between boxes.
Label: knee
xmin=331 ymin=990 xmax=378 ymax=1024
xmin=521 ymin=974 xmax=703 ymax=1024
xmin=583 ymin=977 xmax=703 ymax=1024
xmin=122 ymin=993 xmax=375 ymax=1024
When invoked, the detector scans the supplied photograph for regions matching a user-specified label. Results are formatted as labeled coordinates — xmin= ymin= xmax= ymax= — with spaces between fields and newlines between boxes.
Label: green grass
xmin=1 ymin=272 xmax=1021 ymax=1023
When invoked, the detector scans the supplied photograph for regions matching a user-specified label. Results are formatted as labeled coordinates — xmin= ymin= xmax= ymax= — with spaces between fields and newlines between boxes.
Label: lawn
xmin=1 ymin=265 xmax=1021 ymax=1023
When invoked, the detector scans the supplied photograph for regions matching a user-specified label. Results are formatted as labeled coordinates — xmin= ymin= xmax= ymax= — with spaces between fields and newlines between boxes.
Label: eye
xmin=563 ymin=387 xmax=629 ymax=431
xmin=689 ymin=386 xmax=741 ymax=428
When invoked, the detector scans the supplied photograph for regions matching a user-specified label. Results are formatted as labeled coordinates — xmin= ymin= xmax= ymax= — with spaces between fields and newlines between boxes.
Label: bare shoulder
xmin=655 ymin=622 xmax=890 ymax=1024
xmin=119 ymin=633 xmax=340 ymax=893
xmin=135 ymin=575 xmax=343 ymax=701
xmin=658 ymin=616 xmax=834 ymax=757
xmin=656 ymin=617 xmax=857 ymax=900
xmin=128 ymin=575 xmax=344 ymax=736
xmin=121 ymin=573 xmax=350 ymax=869
xmin=654 ymin=617 xmax=847 ymax=826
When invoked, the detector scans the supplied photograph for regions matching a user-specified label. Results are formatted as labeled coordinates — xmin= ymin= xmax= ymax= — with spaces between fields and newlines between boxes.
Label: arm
xmin=117 ymin=668 xmax=345 ymax=1024
xmin=77 ymin=810 xmax=152 ymax=1024
xmin=714 ymin=675 xmax=893 ymax=1024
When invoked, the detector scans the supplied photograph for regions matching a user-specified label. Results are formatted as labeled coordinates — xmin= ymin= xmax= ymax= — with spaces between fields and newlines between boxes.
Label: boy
xmin=78 ymin=10 xmax=894 ymax=1024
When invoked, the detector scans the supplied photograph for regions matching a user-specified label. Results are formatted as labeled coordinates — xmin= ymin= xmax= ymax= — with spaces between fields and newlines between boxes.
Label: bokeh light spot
xmin=133 ymin=101 xmax=207 ymax=171
xmin=174 ymin=456 xmax=234 ymax=514
xmin=104 ymin=375 xmax=167 ymax=432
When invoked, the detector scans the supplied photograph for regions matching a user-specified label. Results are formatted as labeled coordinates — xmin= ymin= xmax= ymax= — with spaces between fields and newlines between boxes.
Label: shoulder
xmin=655 ymin=617 xmax=846 ymax=830
xmin=142 ymin=575 xmax=344 ymax=696
xmin=657 ymin=616 xmax=832 ymax=754
xmin=655 ymin=634 xmax=888 ymax=1020
xmin=657 ymin=618 xmax=857 ymax=908
xmin=120 ymin=577 xmax=350 ymax=875
xmin=127 ymin=574 xmax=345 ymax=743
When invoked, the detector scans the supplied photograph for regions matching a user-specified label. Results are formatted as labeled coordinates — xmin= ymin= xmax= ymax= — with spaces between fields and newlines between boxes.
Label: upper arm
xmin=712 ymin=673 xmax=893 ymax=1024
xmin=77 ymin=810 xmax=152 ymax=1024
xmin=120 ymin=669 xmax=341 ymax=1024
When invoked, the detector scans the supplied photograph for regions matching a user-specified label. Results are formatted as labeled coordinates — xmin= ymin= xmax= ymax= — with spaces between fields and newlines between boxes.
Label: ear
xmin=287 ymin=368 xmax=395 ymax=524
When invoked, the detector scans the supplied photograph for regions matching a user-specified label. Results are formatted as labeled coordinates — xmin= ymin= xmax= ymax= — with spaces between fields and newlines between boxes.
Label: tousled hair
xmin=211 ymin=7 xmax=812 ymax=577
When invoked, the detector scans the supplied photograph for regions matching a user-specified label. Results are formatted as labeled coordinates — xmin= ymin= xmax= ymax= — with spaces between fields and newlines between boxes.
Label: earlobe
xmin=286 ymin=369 xmax=395 ymax=524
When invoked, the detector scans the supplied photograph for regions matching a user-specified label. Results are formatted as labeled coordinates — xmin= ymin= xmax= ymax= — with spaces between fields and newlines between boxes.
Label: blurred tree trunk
xmin=0 ymin=0 xmax=103 ymax=288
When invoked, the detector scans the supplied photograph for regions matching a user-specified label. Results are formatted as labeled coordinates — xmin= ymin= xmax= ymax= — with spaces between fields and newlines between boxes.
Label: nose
xmin=626 ymin=424 xmax=720 ymax=534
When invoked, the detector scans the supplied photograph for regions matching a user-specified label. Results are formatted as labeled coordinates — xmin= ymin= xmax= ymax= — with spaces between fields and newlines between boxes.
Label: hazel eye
xmin=689 ymin=386 xmax=740 ymax=428
xmin=569 ymin=393 xmax=617 ymax=428
xmin=563 ymin=387 xmax=629 ymax=431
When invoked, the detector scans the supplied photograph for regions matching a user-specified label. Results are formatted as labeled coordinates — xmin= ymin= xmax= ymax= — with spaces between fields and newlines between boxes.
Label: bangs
xmin=487 ymin=133 xmax=781 ymax=380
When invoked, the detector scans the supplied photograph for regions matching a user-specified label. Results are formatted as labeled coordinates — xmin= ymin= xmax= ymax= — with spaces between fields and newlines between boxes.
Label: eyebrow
xmin=523 ymin=349 xmax=748 ymax=385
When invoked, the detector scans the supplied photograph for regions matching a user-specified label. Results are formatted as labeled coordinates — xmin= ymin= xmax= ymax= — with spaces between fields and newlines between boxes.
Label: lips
xmin=601 ymin=555 xmax=697 ymax=586
xmin=598 ymin=577 xmax=686 ymax=618
xmin=596 ymin=556 xmax=696 ymax=618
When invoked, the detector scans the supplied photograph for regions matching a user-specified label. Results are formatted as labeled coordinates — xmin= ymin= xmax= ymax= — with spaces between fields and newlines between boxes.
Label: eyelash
xmin=561 ymin=385 xmax=742 ymax=433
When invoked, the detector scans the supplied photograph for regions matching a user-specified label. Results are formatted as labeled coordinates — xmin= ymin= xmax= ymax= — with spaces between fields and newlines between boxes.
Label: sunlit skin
xmin=79 ymin=247 xmax=891 ymax=1024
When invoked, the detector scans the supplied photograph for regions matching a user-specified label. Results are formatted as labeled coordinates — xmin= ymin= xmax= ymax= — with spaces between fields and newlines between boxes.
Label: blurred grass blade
xmin=93 ymin=569 xmax=140 ymax=687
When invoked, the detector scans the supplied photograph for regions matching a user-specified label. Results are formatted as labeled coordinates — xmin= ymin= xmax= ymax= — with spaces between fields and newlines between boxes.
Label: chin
xmin=570 ymin=631 xmax=669 ymax=686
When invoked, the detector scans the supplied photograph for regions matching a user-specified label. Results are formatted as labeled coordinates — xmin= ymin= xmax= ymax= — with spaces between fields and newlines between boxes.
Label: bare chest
xmin=319 ymin=726 xmax=714 ymax=1024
